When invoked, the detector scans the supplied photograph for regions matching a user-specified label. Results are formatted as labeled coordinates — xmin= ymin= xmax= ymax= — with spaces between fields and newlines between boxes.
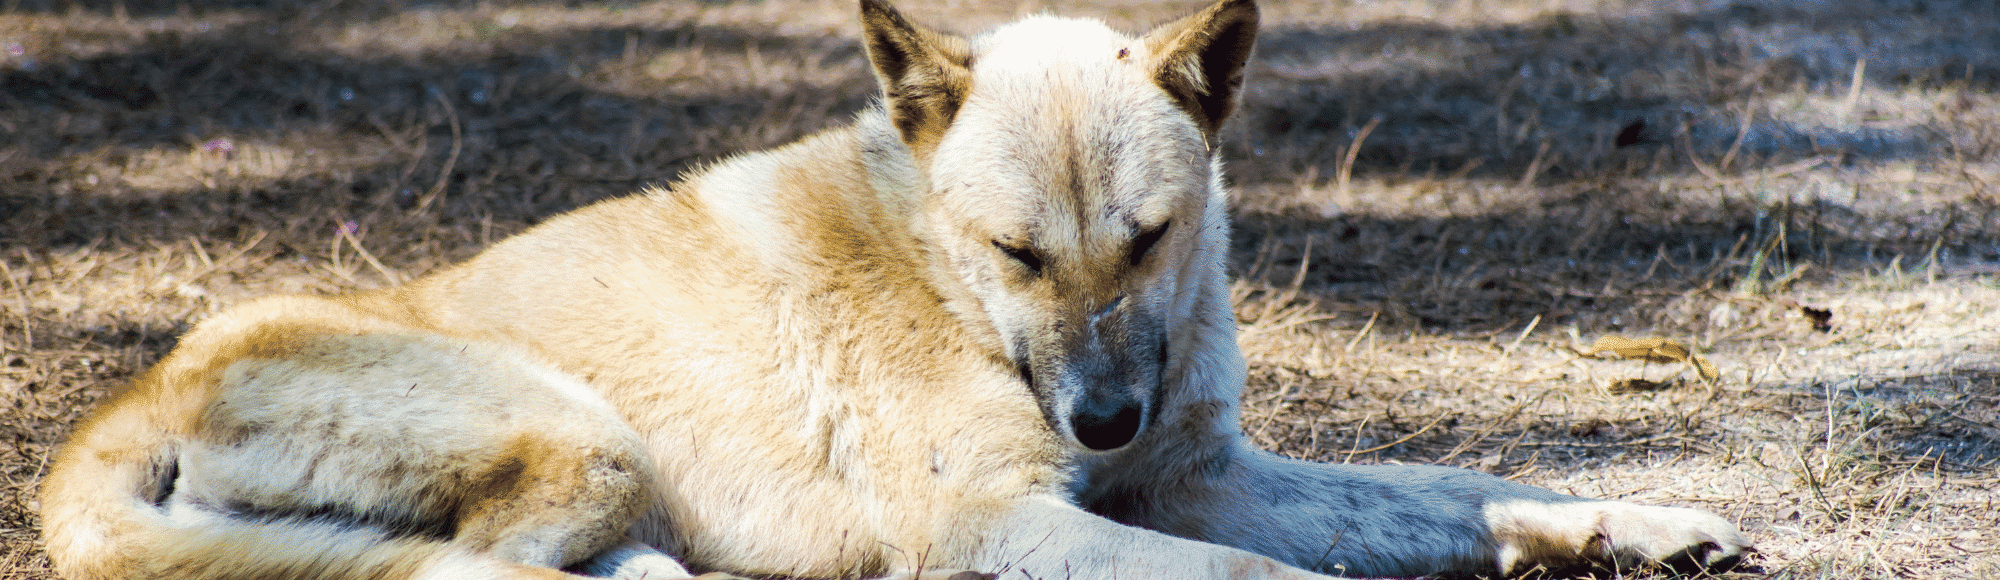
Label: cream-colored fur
xmin=39 ymin=1 xmax=1750 ymax=578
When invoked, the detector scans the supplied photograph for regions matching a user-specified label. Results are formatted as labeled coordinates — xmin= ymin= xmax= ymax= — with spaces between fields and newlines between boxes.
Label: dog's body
xmin=39 ymin=1 xmax=1749 ymax=579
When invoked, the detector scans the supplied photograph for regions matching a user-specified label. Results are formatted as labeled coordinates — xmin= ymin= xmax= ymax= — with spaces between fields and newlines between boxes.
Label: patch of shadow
xmin=1794 ymin=367 xmax=2000 ymax=469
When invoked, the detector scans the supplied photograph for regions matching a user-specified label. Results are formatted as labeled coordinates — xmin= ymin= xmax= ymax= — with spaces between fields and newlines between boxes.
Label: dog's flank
xmin=38 ymin=0 xmax=1749 ymax=579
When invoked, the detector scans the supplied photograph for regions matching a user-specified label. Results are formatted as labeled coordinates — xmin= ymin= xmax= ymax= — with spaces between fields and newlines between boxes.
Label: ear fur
xmin=860 ymin=0 xmax=973 ymax=153
xmin=1142 ymin=0 xmax=1259 ymax=142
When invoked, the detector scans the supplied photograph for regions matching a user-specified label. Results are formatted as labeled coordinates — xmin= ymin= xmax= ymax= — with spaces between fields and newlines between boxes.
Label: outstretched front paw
xmin=1595 ymin=502 xmax=1750 ymax=572
xmin=1488 ymin=499 xmax=1751 ymax=575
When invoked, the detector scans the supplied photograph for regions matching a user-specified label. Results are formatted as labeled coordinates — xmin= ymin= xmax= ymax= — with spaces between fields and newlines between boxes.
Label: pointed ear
xmin=860 ymin=0 xmax=973 ymax=151
xmin=1141 ymin=0 xmax=1259 ymax=142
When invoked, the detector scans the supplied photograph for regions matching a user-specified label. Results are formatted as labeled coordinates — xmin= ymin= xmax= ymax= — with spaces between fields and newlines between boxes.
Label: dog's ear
xmin=860 ymin=0 xmax=972 ymax=152
xmin=1141 ymin=0 xmax=1258 ymax=143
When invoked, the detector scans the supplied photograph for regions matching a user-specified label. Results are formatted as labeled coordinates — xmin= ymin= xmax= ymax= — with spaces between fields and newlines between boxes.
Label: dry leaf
xmin=1800 ymin=305 xmax=1833 ymax=332
xmin=1608 ymin=378 xmax=1671 ymax=393
xmin=1569 ymin=417 xmax=1624 ymax=437
xmin=1578 ymin=335 xmax=1720 ymax=381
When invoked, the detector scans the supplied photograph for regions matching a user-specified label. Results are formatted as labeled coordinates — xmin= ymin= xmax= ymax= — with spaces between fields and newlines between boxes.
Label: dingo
xmin=40 ymin=1 xmax=1749 ymax=578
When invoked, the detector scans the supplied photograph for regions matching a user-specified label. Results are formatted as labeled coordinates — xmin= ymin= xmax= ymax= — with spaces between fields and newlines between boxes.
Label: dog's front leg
xmin=969 ymin=495 xmax=1339 ymax=580
xmin=1079 ymin=438 xmax=1749 ymax=578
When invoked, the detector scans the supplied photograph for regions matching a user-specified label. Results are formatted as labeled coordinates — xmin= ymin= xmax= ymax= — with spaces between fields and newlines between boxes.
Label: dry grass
xmin=3 ymin=0 xmax=1997 ymax=578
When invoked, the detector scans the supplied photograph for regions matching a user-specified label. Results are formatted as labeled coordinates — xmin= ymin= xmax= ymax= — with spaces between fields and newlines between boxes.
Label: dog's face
xmin=929 ymin=67 xmax=1208 ymax=451
xmin=863 ymin=0 xmax=1257 ymax=452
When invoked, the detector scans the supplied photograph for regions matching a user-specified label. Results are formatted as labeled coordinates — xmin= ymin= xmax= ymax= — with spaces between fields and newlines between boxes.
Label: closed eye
xmin=1129 ymin=220 xmax=1170 ymax=266
xmin=994 ymin=240 xmax=1044 ymax=274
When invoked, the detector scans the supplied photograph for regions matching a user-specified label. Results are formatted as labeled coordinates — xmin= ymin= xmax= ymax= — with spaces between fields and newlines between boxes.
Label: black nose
xmin=1071 ymin=402 xmax=1143 ymax=451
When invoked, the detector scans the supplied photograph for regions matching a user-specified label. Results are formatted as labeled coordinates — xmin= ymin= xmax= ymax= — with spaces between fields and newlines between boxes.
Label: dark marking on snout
xmin=1017 ymin=359 xmax=1067 ymax=437
xmin=148 ymin=454 xmax=180 ymax=506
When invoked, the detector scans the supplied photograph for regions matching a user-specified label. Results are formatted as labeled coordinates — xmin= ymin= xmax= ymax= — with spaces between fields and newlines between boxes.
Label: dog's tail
xmin=37 ymin=380 xmax=570 ymax=580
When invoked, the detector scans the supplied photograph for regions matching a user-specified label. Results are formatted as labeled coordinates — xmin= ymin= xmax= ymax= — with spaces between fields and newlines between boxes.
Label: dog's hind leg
xmin=161 ymin=323 xmax=695 ymax=579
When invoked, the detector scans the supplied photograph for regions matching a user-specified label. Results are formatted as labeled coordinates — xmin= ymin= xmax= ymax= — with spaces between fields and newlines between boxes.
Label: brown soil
xmin=4 ymin=0 xmax=1996 ymax=578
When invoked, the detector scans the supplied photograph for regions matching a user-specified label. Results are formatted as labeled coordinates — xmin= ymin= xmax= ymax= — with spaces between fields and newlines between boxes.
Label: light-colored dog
xmin=39 ymin=1 xmax=1750 ymax=579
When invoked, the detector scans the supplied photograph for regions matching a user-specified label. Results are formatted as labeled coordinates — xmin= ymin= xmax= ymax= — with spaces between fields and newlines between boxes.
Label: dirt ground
xmin=2 ymin=0 xmax=1996 ymax=578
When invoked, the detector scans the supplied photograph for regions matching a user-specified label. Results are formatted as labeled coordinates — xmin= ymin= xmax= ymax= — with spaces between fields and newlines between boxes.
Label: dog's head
xmin=862 ymin=0 xmax=1257 ymax=452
